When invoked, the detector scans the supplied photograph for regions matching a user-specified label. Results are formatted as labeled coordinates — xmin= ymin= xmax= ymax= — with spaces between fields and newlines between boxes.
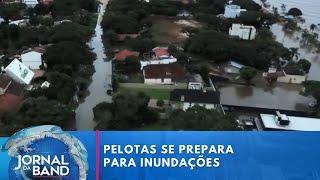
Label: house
xmin=229 ymin=24 xmax=256 ymax=40
xmin=224 ymin=4 xmax=246 ymax=18
xmin=187 ymin=74 xmax=204 ymax=90
xmin=260 ymin=111 xmax=320 ymax=131
xmin=5 ymin=59 xmax=34 ymax=85
xmin=113 ymin=49 xmax=139 ymax=62
xmin=0 ymin=75 xmax=12 ymax=95
xmin=40 ymin=0 xmax=54 ymax=5
xmin=263 ymin=66 xmax=307 ymax=84
xmin=224 ymin=60 xmax=245 ymax=74
xmin=140 ymin=47 xmax=177 ymax=70
xmin=9 ymin=19 xmax=29 ymax=27
xmin=21 ymin=49 xmax=44 ymax=70
xmin=143 ymin=64 xmax=186 ymax=84
xmin=170 ymin=89 xmax=220 ymax=111
xmin=21 ymin=0 xmax=38 ymax=7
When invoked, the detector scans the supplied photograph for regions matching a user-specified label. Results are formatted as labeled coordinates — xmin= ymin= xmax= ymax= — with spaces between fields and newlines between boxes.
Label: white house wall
xmin=144 ymin=78 xmax=172 ymax=84
xmin=182 ymin=102 xmax=217 ymax=111
xmin=140 ymin=58 xmax=177 ymax=70
xmin=277 ymin=75 xmax=307 ymax=84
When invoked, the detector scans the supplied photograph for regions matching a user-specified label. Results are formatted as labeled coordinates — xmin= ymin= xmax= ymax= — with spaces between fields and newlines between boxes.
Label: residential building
xmin=143 ymin=64 xmax=185 ymax=84
xmin=187 ymin=74 xmax=204 ymax=90
xmin=224 ymin=4 xmax=246 ymax=18
xmin=229 ymin=24 xmax=256 ymax=40
xmin=170 ymin=89 xmax=220 ymax=111
xmin=40 ymin=0 xmax=54 ymax=5
xmin=260 ymin=111 xmax=320 ymax=131
xmin=224 ymin=60 xmax=245 ymax=74
xmin=263 ymin=66 xmax=307 ymax=84
xmin=140 ymin=47 xmax=177 ymax=70
xmin=5 ymin=59 xmax=34 ymax=85
xmin=113 ymin=49 xmax=139 ymax=62
xmin=21 ymin=0 xmax=38 ymax=7
xmin=21 ymin=49 xmax=44 ymax=70
xmin=9 ymin=19 xmax=29 ymax=27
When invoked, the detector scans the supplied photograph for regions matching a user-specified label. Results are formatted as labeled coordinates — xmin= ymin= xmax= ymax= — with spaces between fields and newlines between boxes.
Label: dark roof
xmin=284 ymin=66 xmax=305 ymax=75
xmin=170 ymin=89 xmax=220 ymax=104
xmin=143 ymin=64 xmax=186 ymax=81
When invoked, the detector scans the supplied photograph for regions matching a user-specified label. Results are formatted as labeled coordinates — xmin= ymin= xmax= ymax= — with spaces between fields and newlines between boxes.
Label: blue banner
xmin=1 ymin=127 xmax=320 ymax=180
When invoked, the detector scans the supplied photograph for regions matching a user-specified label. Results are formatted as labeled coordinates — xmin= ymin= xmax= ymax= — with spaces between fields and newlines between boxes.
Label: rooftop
xmin=143 ymin=63 xmax=185 ymax=80
xmin=260 ymin=113 xmax=320 ymax=131
xmin=113 ymin=49 xmax=139 ymax=61
xmin=170 ymin=89 xmax=220 ymax=104
xmin=152 ymin=47 xmax=170 ymax=59
xmin=5 ymin=59 xmax=35 ymax=85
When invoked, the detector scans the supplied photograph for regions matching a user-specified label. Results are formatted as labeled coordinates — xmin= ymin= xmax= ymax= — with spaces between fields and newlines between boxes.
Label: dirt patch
xmin=150 ymin=15 xmax=201 ymax=45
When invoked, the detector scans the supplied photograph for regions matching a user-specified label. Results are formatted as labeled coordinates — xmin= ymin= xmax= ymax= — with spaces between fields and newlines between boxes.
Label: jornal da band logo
xmin=1 ymin=125 xmax=89 ymax=180
xmin=14 ymin=154 xmax=70 ymax=178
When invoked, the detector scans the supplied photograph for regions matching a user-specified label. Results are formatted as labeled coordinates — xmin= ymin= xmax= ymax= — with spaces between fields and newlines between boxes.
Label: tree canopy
xmin=43 ymin=41 xmax=94 ymax=69
xmin=169 ymin=105 xmax=238 ymax=130
xmin=240 ymin=66 xmax=257 ymax=83
xmin=93 ymin=92 xmax=160 ymax=130
xmin=0 ymin=97 xmax=75 ymax=136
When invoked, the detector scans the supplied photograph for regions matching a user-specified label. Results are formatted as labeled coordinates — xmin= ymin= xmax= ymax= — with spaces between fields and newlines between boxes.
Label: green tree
xmin=303 ymin=81 xmax=320 ymax=102
xmin=45 ymin=72 xmax=77 ymax=104
xmin=298 ymin=59 xmax=311 ymax=73
xmin=240 ymin=66 xmax=257 ymax=83
xmin=93 ymin=92 xmax=160 ymax=130
xmin=43 ymin=41 xmax=94 ymax=69
xmin=0 ymin=97 xmax=75 ymax=136
xmin=169 ymin=105 xmax=238 ymax=130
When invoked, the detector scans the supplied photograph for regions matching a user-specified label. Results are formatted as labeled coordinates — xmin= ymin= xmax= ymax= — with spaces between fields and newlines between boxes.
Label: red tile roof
xmin=143 ymin=64 xmax=186 ymax=81
xmin=153 ymin=47 xmax=170 ymax=59
xmin=113 ymin=49 xmax=139 ymax=61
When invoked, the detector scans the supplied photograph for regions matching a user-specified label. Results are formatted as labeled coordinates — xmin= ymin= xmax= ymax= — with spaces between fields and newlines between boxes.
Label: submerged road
xmin=75 ymin=0 xmax=112 ymax=130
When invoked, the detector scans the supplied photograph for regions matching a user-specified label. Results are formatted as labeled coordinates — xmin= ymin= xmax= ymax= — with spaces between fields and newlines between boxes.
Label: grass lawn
xmin=119 ymin=87 xmax=171 ymax=100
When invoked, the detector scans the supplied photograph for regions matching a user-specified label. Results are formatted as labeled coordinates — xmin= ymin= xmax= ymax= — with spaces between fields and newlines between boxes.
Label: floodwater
xmin=256 ymin=0 xmax=320 ymax=28
xmin=218 ymin=83 xmax=314 ymax=112
xmin=270 ymin=24 xmax=320 ymax=80
xmin=254 ymin=0 xmax=320 ymax=80
xmin=75 ymin=1 xmax=112 ymax=130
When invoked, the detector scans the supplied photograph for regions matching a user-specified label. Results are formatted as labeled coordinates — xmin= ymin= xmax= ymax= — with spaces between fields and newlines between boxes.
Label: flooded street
xmin=75 ymin=1 xmax=112 ymax=130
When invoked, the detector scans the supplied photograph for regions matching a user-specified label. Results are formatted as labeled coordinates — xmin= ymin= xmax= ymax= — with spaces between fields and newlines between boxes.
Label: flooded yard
xmin=218 ymin=83 xmax=314 ymax=112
